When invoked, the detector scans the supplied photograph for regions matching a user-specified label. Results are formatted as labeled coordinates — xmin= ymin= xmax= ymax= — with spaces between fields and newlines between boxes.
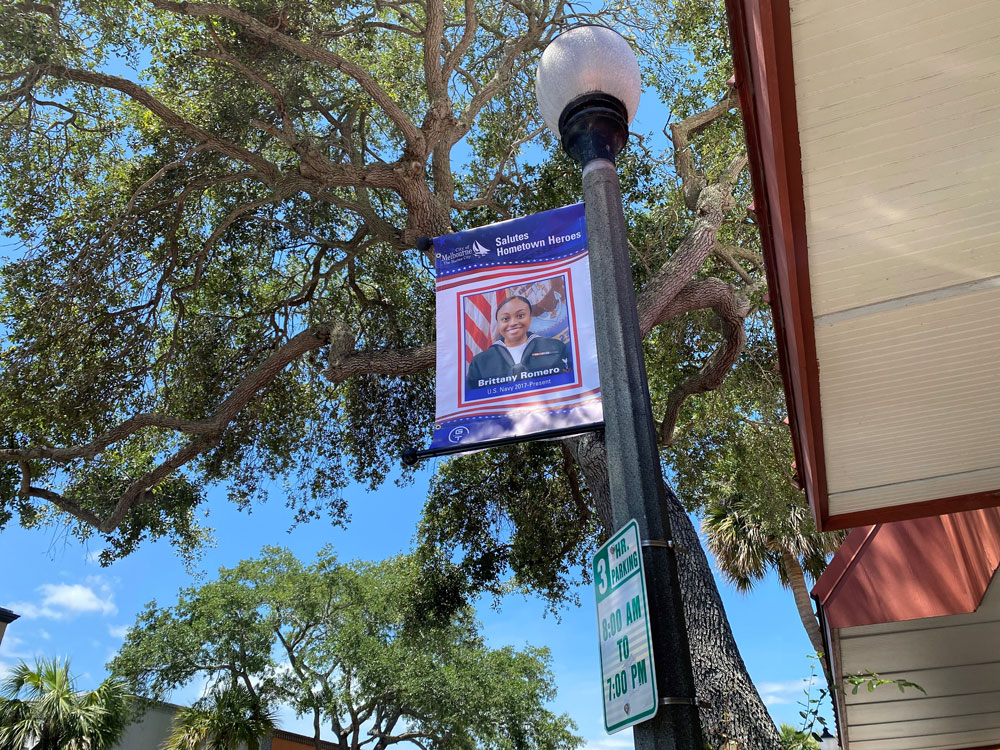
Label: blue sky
xmin=1 ymin=462 xmax=828 ymax=747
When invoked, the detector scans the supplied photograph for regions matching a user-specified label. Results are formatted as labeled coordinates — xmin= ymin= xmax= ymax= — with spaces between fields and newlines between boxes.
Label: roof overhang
xmin=0 ymin=607 xmax=18 ymax=648
xmin=813 ymin=507 xmax=1000 ymax=750
xmin=725 ymin=0 xmax=1000 ymax=531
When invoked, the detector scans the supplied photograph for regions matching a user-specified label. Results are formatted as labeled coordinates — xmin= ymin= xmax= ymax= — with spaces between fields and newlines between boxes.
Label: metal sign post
xmin=580 ymin=158 xmax=704 ymax=750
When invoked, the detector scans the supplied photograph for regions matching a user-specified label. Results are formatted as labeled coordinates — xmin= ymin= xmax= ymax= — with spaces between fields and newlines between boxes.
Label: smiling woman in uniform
xmin=465 ymin=295 xmax=570 ymax=393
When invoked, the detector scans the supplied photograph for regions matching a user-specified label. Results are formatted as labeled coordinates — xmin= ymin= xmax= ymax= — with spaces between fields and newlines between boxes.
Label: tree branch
xmin=723 ymin=153 xmax=749 ymax=186
xmin=3 ymin=326 xmax=331 ymax=530
xmin=442 ymin=0 xmax=477 ymax=81
xmin=193 ymin=43 xmax=294 ymax=134
xmin=423 ymin=0 xmax=446 ymax=103
xmin=370 ymin=731 xmax=437 ymax=745
xmin=103 ymin=434 xmax=221 ymax=531
xmin=669 ymin=88 xmax=737 ymax=209
xmin=1 ymin=414 xmax=220 ymax=463
xmin=323 ymin=344 xmax=434 ymax=384
xmin=713 ymin=245 xmax=755 ymax=286
xmin=560 ymin=443 xmax=590 ymax=523
xmin=93 ymin=143 xmax=209 ymax=253
xmin=655 ymin=281 xmax=750 ymax=446
xmin=14 ymin=2 xmax=58 ymax=20
xmin=24 ymin=485 xmax=105 ymax=529
xmin=31 ymin=64 xmax=279 ymax=180
xmin=458 ymin=15 xmax=546 ymax=127
xmin=172 ymin=183 xmax=301 ymax=298
xmin=151 ymin=0 xmax=425 ymax=149
xmin=722 ymin=244 xmax=764 ymax=267
xmin=451 ymin=126 xmax=543 ymax=211
xmin=635 ymin=184 xmax=731 ymax=334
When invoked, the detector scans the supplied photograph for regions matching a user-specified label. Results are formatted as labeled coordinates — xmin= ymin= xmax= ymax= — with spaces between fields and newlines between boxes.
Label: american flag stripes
xmin=463 ymin=288 xmax=508 ymax=366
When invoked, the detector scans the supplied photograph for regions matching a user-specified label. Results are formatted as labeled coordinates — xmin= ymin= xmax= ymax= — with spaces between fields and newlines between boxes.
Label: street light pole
xmin=536 ymin=26 xmax=705 ymax=750
xmin=582 ymin=153 xmax=705 ymax=750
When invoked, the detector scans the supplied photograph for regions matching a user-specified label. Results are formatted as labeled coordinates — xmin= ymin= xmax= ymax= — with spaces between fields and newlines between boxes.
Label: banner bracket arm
xmin=401 ymin=423 xmax=604 ymax=466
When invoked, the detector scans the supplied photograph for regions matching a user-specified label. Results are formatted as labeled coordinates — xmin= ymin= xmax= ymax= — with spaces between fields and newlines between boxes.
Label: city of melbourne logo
xmin=439 ymin=238 xmax=492 ymax=265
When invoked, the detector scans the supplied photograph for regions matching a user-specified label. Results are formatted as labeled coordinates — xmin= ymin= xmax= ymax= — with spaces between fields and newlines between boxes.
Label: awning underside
xmin=789 ymin=0 xmax=1000 ymax=520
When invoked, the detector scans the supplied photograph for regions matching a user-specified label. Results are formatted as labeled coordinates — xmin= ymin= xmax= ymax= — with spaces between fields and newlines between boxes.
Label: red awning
xmin=812 ymin=507 xmax=1000 ymax=750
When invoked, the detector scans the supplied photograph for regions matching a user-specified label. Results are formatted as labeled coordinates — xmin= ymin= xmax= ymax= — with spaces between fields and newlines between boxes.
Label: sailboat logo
xmin=472 ymin=240 xmax=490 ymax=257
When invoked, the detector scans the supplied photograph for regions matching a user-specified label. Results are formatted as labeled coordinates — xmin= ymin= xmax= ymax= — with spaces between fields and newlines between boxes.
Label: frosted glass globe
xmin=535 ymin=26 xmax=641 ymax=136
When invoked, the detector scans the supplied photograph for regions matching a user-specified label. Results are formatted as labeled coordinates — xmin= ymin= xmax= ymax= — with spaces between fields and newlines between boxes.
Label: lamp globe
xmin=535 ymin=25 xmax=641 ymax=164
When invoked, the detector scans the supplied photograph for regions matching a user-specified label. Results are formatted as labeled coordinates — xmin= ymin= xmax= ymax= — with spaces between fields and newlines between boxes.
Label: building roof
xmin=725 ymin=0 xmax=1000 ymax=531
xmin=114 ymin=700 xmax=348 ymax=750
xmin=271 ymin=728 xmax=343 ymax=750
xmin=0 ymin=607 xmax=20 ymax=624
xmin=812 ymin=507 xmax=1000 ymax=750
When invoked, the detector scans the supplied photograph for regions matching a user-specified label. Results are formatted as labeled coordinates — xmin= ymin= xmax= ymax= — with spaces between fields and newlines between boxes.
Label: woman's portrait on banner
xmin=461 ymin=275 xmax=576 ymax=400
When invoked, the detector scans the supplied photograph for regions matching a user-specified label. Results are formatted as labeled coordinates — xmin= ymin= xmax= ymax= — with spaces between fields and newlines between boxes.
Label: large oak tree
xmin=110 ymin=548 xmax=582 ymax=750
xmin=0 ymin=0 xmax=828 ymax=746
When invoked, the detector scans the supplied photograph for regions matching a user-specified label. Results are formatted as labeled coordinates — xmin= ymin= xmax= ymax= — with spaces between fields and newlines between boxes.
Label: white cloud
xmin=5 ymin=579 xmax=117 ymax=620
xmin=40 ymin=583 xmax=117 ymax=616
xmin=39 ymin=630 xmax=50 ymax=640
xmin=757 ymin=677 xmax=816 ymax=706
xmin=4 ymin=601 xmax=44 ymax=619
xmin=108 ymin=625 xmax=130 ymax=639
xmin=85 ymin=550 xmax=102 ymax=565
xmin=0 ymin=635 xmax=31 ymax=660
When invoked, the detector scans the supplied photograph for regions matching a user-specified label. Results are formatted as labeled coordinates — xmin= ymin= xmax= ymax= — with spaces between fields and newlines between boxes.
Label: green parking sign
xmin=592 ymin=518 xmax=657 ymax=733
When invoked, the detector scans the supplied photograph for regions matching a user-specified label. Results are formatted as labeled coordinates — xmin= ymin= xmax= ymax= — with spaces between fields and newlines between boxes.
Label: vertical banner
xmin=430 ymin=203 xmax=603 ymax=451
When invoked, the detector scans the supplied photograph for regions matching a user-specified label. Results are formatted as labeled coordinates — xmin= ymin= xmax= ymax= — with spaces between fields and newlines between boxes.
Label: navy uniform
xmin=466 ymin=333 xmax=570 ymax=392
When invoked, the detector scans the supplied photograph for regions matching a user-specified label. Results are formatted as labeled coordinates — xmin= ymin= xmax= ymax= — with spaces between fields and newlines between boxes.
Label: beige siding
xmin=786 ymin=0 xmax=1000 ymax=519
xmin=833 ymin=573 xmax=1000 ymax=749
xmin=792 ymin=0 xmax=1000 ymax=315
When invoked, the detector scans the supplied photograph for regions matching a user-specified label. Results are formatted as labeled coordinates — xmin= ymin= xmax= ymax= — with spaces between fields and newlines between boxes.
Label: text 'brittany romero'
xmin=475 ymin=366 xmax=564 ymax=387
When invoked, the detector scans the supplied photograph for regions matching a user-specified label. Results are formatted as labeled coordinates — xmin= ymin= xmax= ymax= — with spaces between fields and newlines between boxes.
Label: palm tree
xmin=0 ymin=657 xmax=131 ymax=750
xmin=163 ymin=684 xmax=276 ymax=750
xmin=702 ymin=494 xmax=844 ymax=659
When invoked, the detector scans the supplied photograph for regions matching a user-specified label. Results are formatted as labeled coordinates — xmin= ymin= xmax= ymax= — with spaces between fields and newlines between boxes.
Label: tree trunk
xmin=568 ymin=433 xmax=782 ymax=750
xmin=312 ymin=707 xmax=322 ymax=750
xmin=780 ymin=549 xmax=834 ymax=694
xmin=780 ymin=550 xmax=824 ymax=658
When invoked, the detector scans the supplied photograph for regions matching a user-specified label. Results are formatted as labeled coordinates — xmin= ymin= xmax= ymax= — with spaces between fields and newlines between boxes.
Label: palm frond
xmin=0 ymin=658 xmax=130 ymax=750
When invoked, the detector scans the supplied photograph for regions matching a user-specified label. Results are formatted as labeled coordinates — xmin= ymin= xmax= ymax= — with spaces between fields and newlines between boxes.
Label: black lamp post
xmin=536 ymin=26 xmax=705 ymax=750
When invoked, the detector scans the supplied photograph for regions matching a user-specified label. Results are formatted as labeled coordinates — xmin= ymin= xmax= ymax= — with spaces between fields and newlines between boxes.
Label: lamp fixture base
xmin=558 ymin=93 xmax=629 ymax=165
